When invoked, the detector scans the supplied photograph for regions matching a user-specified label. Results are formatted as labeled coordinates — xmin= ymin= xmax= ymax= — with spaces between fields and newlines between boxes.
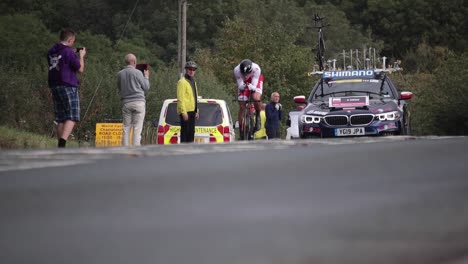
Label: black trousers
xmin=180 ymin=111 xmax=196 ymax=143
xmin=266 ymin=128 xmax=280 ymax=139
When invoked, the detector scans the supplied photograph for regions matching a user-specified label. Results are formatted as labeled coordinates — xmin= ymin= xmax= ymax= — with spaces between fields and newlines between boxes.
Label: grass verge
xmin=0 ymin=126 xmax=79 ymax=149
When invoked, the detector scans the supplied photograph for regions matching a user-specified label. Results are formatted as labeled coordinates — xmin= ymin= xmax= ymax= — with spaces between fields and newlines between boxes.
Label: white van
xmin=155 ymin=98 xmax=236 ymax=144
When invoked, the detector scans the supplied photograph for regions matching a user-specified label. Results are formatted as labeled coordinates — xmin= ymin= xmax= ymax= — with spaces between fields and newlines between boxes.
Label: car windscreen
xmin=310 ymin=78 xmax=396 ymax=102
xmin=165 ymin=102 xmax=223 ymax=126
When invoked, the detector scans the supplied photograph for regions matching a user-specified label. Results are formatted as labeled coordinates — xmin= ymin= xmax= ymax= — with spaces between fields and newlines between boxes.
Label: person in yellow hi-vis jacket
xmin=254 ymin=103 xmax=267 ymax=139
xmin=177 ymin=61 xmax=199 ymax=143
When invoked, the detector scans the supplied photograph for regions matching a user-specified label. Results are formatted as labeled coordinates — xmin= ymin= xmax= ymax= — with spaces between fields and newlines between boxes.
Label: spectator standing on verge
xmin=265 ymin=92 xmax=282 ymax=139
xmin=47 ymin=28 xmax=86 ymax=148
xmin=117 ymin=53 xmax=150 ymax=146
xmin=254 ymin=103 xmax=267 ymax=140
xmin=177 ymin=61 xmax=199 ymax=143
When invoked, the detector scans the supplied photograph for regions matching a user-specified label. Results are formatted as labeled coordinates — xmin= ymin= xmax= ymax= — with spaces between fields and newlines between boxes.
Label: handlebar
xmin=311 ymin=14 xmax=330 ymax=29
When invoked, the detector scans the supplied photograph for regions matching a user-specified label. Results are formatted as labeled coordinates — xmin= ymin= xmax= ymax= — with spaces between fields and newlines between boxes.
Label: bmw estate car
xmin=291 ymin=69 xmax=413 ymax=138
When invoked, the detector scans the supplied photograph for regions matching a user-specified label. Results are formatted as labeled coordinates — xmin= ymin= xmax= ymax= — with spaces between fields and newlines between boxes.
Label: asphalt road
xmin=1 ymin=136 xmax=468 ymax=264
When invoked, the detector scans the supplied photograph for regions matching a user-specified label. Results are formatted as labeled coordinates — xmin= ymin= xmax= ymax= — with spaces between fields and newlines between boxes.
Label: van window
xmin=165 ymin=102 xmax=223 ymax=126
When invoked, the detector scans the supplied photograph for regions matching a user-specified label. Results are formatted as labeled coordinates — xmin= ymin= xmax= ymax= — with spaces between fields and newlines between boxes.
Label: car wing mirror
xmin=293 ymin=95 xmax=306 ymax=104
xmin=400 ymin=91 xmax=413 ymax=100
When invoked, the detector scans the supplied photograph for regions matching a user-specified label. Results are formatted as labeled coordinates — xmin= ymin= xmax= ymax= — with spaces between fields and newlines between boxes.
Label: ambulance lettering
xmin=195 ymin=127 xmax=218 ymax=134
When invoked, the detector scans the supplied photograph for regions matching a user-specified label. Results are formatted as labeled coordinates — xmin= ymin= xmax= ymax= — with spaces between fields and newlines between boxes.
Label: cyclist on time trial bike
xmin=234 ymin=59 xmax=264 ymax=139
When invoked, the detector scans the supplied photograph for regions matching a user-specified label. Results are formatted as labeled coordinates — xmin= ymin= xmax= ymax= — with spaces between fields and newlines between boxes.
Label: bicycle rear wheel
xmin=317 ymin=32 xmax=325 ymax=70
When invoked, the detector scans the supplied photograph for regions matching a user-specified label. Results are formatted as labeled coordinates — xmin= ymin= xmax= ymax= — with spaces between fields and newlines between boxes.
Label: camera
xmin=75 ymin=47 xmax=84 ymax=53
xmin=136 ymin=63 xmax=149 ymax=74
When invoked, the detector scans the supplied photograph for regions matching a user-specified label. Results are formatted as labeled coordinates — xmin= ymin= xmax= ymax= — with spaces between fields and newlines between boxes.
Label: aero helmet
xmin=185 ymin=61 xmax=198 ymax=69
xmin=239 ymin=59 xmax=253 ymax=75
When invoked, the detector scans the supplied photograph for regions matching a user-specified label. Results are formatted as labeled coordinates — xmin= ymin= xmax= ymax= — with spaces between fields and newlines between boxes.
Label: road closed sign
xmin=95 ymin=123 xmax=130 ymax=147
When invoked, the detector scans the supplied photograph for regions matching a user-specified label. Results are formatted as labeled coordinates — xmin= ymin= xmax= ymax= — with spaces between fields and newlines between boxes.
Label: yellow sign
xmin=95 ymin=123 xmax=132 ymax=147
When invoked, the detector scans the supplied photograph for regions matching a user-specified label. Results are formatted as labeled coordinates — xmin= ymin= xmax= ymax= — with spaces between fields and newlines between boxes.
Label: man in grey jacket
xmin=117 ymin=53 xmax=150 ymax=146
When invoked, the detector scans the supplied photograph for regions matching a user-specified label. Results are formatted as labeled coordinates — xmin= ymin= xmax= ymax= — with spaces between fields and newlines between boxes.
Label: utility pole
xmin=178 ymin=0 xmax=187 ymax=78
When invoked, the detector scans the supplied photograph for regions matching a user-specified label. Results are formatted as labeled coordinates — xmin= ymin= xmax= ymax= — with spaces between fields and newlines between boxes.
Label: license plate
xmin=335 ymin=127 xmax=365 ymax=136
xmin=194 ymin=137 xmax=206 ymax=143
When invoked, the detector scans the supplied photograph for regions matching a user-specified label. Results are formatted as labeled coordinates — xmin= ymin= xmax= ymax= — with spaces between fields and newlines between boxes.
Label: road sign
xmin=95 ymin=123 xmax=132 ymax=147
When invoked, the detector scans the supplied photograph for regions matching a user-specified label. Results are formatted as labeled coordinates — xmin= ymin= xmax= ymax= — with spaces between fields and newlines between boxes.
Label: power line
xmin=80 ymin=0 xmax=141 ymax=125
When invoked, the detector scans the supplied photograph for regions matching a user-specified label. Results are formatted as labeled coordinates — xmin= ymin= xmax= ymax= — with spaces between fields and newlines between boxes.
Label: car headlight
xmin=301 ymin=115 xmax=322 ymax=124
xmin=376 ymin=111 xmax=401 ymax=121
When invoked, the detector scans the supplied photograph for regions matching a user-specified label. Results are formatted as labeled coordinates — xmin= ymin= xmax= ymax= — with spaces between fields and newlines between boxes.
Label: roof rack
xmin=307 ymin=49 xmax=403 ymax=76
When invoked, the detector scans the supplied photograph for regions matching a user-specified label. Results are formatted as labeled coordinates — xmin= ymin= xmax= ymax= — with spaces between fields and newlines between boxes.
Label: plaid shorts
xmin=50 ymin=85 xmax=80 ymax=122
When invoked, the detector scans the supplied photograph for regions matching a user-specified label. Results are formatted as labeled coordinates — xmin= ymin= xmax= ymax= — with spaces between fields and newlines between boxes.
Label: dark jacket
xmin=265 ymin=101 xmax=282 ymax=130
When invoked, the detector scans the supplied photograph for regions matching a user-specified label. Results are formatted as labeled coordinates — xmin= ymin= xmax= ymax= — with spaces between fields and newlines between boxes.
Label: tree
xmin=364 ymin=0 xmax=467 ymax=57
xmin=0 ymin=14 xmax=55 ymax=132
xmin=425 ymin=53 xmax=468 ymax=135
xmin=0 ymin=14 xmax=55 ymax=66
xmin=210 ymin=0 xmax=313 ymax=112
xmin=403 ymin=42 xmax=449 ymax=73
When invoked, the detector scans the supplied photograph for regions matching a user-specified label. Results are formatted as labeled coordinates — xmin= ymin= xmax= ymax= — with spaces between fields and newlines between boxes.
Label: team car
xmin=155 ymin=98 xmax=236 ymax=144
xmin=289 ymin=69 xmax=413 ymax=138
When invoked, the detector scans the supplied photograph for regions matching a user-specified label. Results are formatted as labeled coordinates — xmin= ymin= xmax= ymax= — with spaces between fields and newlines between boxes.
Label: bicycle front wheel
xmin=248 ymin=113 xmax=255 ymax=140
xmin=243 ymin=107 xmax=256 ymax=141
xmin=242 ymin=106 xmax=250 ymax=140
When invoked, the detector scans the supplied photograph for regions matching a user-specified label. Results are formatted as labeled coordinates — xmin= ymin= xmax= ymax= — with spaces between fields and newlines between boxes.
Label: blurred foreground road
xmin=1 ymin=136 xmax=468 ymax=264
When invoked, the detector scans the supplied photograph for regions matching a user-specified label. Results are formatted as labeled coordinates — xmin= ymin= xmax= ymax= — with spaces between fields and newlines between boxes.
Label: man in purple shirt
xmin=47 ymin=28 xmax=86 ymax=147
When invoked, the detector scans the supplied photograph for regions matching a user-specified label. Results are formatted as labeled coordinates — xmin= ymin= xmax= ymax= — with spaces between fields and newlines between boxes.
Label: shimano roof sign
xmin=323 ymin=70 xmax=375 ymax=79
